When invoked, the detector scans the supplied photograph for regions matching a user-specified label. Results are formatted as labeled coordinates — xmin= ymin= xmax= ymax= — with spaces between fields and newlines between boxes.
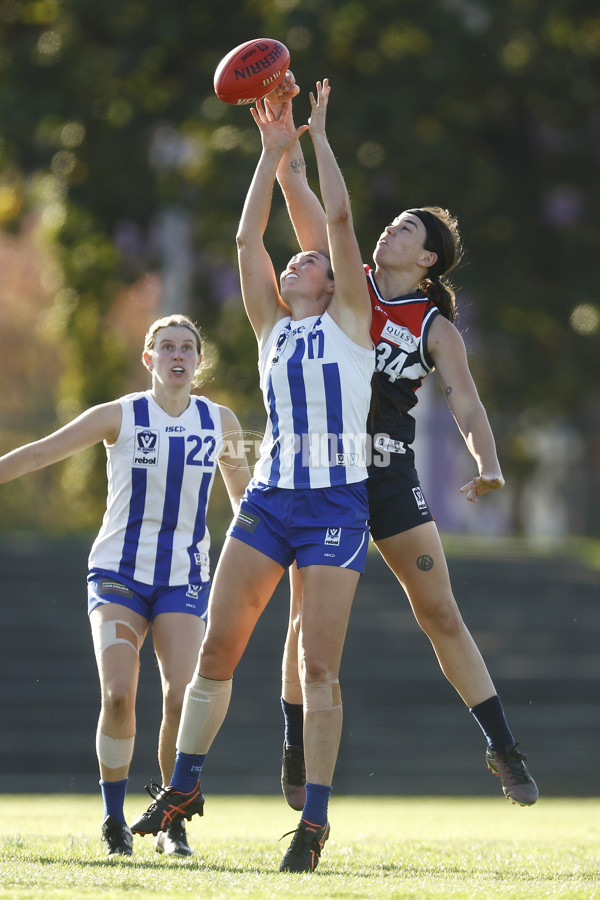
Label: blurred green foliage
xmin=0 ymin=0 xmax=599 ymax=531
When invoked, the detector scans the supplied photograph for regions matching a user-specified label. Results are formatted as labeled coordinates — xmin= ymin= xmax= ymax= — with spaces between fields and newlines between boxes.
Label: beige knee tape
xmin=177 ymin=673 xmax=233 ymax=755
xmin=301 ymin=680 xmax=342 ymax=712
xmin=96 ymin=732 xmax=135 ymax=769
xmin=93 ymin=619 xmax=139 ymax=657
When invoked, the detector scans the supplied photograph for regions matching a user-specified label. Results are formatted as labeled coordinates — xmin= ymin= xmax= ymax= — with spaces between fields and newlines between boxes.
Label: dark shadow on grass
xmin=20 ymin=853 xmax=278 ymax=876
xmin=14 ymin=851 xmax=598 ymax=883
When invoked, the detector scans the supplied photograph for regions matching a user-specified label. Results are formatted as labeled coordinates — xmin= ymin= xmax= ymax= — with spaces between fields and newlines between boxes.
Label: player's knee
xmin=198 ymin=627 xmax=245 ymax=678
xmin=102 ymin=681 xmax=136 ymax=719
xmin=302 ymin=655 xmax=338 ymax=684
xmin=414 ymin=598 xmax=463 ymax=639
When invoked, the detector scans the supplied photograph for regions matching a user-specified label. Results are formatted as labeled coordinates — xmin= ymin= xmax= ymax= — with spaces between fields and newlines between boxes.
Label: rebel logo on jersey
xmin=133 ymin=428 xmax=159 ymax=466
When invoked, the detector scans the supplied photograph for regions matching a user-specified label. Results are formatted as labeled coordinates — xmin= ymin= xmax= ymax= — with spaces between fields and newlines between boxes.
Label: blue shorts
xmin=87 ymin=570 xmax=210 ymax=621
xmin=228 ymin=481 xmax=370 ymax=573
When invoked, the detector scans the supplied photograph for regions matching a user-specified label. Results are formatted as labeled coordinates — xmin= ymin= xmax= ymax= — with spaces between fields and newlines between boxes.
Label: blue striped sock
xmin=302 ymin=782 xmax=332 ymax=827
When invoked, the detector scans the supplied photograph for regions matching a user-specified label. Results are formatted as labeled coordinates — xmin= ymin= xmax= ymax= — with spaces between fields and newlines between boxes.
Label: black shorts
xmin=367 ymin=464 xmax=434 ymax=541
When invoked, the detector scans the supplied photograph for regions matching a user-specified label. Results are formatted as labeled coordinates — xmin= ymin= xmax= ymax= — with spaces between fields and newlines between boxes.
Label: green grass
xmin=1 ymin=795 xmax=599 ymax=899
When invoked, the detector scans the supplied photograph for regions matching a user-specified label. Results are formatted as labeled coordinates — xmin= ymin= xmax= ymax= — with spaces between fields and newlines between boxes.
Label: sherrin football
xmin=214 ymin=38 xmax=290 ymax=105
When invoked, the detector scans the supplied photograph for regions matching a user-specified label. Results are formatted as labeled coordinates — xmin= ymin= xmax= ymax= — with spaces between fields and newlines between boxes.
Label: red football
xmin=214 ymin=38 xmax=290 ymax=105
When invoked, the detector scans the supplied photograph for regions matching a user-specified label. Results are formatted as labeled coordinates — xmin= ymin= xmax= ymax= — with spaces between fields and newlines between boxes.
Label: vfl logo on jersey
xmin=336 ymin=452 xmax=358 ymax=466
xmin=324 ymin=527 xmax=342 ymax=546
xmin=412 ymin=486 xmax=428 ymax=511
xmin=186 ymin=584 xmax=201 ymax=600
xmin=271 ymin=328 xmax=290 ymax=365
xmin=133 ymin=428 xmax=159 ymax=467
xmin=381 ymin=320 xmax=416 ymax=350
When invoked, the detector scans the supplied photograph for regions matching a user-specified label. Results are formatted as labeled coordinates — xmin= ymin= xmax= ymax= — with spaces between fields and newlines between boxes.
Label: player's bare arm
xmin=265 ymin=72 xmax=329 ymax=253
xmin=428 ymin=316 xmax=504 ymax=501
xmin=0 ymin=401 xmax=122 ymax=484
xmin=308 ymin=80 xmax=371 ymax=348
xmin=237 ymin=100 xmax=308 ymax=349
xmin=217 ymin=405 xmax=251 ymax=514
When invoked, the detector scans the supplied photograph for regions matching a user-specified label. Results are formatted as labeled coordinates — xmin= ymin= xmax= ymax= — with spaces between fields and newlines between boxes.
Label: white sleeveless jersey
xmin=254 ymin=312 xmax=375 ymax=489
xmin=88 ymin=391 xmax=223 ymax=586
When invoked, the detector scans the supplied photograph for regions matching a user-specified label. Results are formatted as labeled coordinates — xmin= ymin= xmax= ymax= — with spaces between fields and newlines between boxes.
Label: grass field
xmin=1 ymin=795 xmax=599 ymax=899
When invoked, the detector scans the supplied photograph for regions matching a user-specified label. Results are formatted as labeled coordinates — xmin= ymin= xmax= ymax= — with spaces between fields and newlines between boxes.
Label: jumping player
xmin=0 ymin=314 xmax=250 ymax=857
xmin=267 ymin=73 xmax=538 ymax=810
xmin=129 ymin=81 xmax=375 ymax=873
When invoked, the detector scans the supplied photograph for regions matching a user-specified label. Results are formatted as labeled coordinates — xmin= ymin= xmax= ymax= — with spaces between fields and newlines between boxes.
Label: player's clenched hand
xmin=459 ymin=473 xmax=505 ymax=503
xmin=264 ymin=70 xmax=299 ymax=110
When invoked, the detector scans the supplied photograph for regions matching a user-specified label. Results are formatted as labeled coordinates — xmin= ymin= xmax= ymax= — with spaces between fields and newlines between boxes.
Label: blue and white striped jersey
xmin=253 ymin=312 xmax=375 ymax=489
xmin=88 ymin=391 xmax=223 ymax=586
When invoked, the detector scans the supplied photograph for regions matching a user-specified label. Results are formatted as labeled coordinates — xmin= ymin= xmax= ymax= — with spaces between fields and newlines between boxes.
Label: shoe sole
xmin=132 ymin=815 xmax=197 ymax=836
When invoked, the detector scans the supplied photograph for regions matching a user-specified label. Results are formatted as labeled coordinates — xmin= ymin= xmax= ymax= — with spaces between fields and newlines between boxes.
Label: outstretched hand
xmin=459 ymin=473 xmax=505 ymax=503
xmin=308 ymin=79 xmax=331 ymax=138
xmin=250 ymin=97 xmax=308 ymax=153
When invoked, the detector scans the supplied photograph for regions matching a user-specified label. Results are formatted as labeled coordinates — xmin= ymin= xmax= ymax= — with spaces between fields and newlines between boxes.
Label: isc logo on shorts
xmin=324 ymin=527 xmax=342 ymax=546
xmin=412 ymin=487 xmax=428 ymax=511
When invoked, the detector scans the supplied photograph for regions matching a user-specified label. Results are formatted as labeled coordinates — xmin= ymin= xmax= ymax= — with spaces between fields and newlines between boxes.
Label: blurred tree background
xmin=0 ymin=0 xmax=599 ymax=536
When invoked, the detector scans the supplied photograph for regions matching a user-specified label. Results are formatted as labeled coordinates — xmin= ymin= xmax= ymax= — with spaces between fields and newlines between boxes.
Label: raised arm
xmin=266 ymin=72 xmax=329 ymax=253
xmin=236 ymin=100 xmax=308 ymax=349
xmin=307 ymin=80 xmax=371 ymax=347
xmin=0 ymin=401 xmax=122 ymax=484
xmin=428 ymin=316 xmax=505 ymax=502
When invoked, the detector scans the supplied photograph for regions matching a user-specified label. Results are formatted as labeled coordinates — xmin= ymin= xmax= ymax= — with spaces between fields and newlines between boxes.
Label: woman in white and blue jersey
xmin=0 ymin=315 xmax=250 ymax=857
xmin=130 ymin=81 xmax=375 ymax=873
xmin=271 ymin=73 xmax=538 ymax=811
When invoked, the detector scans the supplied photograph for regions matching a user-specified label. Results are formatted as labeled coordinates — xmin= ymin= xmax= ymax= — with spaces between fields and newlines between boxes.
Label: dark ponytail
xmin=407 ymin=207 xmax=463 ymax=323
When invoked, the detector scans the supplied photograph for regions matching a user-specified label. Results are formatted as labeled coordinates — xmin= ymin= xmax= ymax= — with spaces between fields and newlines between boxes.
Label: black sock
xmin=281 ymin=697 xmax=303 ymax=748
xmin=469 ymin=695 xmax=514 ymax=753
